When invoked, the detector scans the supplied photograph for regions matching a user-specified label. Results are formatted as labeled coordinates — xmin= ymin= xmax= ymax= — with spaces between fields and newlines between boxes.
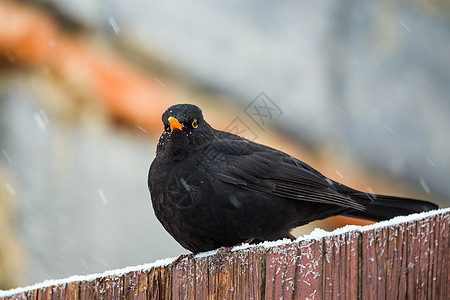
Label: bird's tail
xmin=341 ymin=189 xmax=438 ymax=222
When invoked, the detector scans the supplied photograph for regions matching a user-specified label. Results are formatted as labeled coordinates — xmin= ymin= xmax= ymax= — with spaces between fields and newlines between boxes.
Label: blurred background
xmin=0 ymin=0 xmax=449 ymax=290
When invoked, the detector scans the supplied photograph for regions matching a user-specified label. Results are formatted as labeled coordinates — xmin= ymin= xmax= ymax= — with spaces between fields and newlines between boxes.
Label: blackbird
xmin=148 ymin=104 xmax=438 ymax=253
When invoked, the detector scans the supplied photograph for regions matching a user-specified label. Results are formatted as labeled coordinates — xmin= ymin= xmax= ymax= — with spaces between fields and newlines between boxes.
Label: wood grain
xmin=323 ymin=231 xmax=359 ymax=299
xmin=265 ymin=239 xmax=323 ymax=299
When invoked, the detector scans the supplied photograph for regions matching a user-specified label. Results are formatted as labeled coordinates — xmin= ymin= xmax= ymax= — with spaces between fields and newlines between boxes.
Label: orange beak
xmin=168 ymin=117 xmax=183 ymax=131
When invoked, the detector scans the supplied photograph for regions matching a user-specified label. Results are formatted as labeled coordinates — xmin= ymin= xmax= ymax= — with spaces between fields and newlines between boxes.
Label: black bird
xmin=148 ymin=104 xmax=438 ymax=253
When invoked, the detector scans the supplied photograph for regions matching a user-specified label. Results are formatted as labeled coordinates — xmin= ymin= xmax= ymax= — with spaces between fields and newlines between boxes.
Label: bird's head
xmin=156 ymin=104 xmax=214 ymax=158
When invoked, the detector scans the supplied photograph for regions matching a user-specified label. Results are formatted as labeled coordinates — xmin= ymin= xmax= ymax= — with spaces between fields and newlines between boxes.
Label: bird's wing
xmin=209 ymin=139 xmax=365 ymax=211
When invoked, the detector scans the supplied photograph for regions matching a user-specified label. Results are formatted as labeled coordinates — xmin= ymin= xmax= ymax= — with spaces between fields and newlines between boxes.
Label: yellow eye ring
xmin=192 ymin=119 xmax=198 ymax=128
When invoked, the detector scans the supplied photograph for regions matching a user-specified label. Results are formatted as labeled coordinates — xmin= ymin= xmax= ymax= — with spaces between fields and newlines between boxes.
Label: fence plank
xmin=265 ymin=239 xmax=323 ymax=300
xmin=385 ymin=223 xmax=406 ymax=300
xmin=104 ymin=275 xmax=123 ymax=299
xmin=361 ymin=227 xmax=378 ymax=299
xmin=122 ymin=271 xmax=139 ymax=299
xmin=65 ymin=281 xmax=79 ymax=300
xmin=323 ymin=231 xmax=359 ymax=299
xmin=172 ymin=255 xmax=196 ymax=300
xmin=436 ymin=212 xmax=449 ymax=299
xmin=148 ymin=266 xmax=171 ymax=300
xmin=171 ymin=248 xmax=264 ymax=300
xmin=207 ymin=247 xmax=264 ymax=300
xmin=79 ymin=280 xmax=94 ymax=300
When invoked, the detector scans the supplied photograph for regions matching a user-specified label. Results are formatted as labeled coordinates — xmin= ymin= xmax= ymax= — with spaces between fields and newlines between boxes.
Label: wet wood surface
xmin=2 ymin=210 xmax=448 ymax=300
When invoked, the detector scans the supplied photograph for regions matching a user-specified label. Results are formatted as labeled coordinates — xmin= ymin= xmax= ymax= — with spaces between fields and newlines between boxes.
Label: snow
xmin=235 ymin=207 xmax=449 ymax=251
xmin=154 ymin=78 xmax=166 ymax=87
xmin=0 ymin=207 xmax=448 ymax=297
xmin=4 ymin=182 xmax=15 ymax=196
xmin=419 ymin=177 xmax=431 ymax=194
xmin=33 ymin=110 xmax=50 ymax=130
xmin=108 ymin=17 xmax=120 ymax=34
xmin=97 ymin=189 xmax=108 ymax=205
xmin=194 ymin=249 xmax=219 ymax=259
xmin=399 ymin=20 xmax=411 ymax=32
xmin=302 ymin=207 xmax=449 ymax=239
xmin=2 ymin=149 xmax=11 ymax=162
xmin=0 ymin=257 xmax=176 ymax=297
xmin=426 ymin=157 xmax=437 ymax=168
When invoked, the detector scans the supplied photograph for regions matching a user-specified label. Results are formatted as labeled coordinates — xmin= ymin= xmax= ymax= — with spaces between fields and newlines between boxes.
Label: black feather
xmin=149 ymin=104 xmax=438 ymax=253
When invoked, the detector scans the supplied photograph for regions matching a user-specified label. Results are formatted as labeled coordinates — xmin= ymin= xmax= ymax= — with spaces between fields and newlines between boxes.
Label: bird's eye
xmin=192 ymin=119 xmax=198 ymax=128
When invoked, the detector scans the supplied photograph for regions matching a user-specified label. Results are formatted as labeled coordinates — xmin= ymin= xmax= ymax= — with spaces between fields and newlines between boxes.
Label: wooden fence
xmin=1 ymin=208 xmax=448 ymax=299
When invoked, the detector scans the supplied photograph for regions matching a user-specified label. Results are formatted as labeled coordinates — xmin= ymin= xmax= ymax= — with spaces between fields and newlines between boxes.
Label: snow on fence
xmin=1 ymin=208 xmax=448 ymax=299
